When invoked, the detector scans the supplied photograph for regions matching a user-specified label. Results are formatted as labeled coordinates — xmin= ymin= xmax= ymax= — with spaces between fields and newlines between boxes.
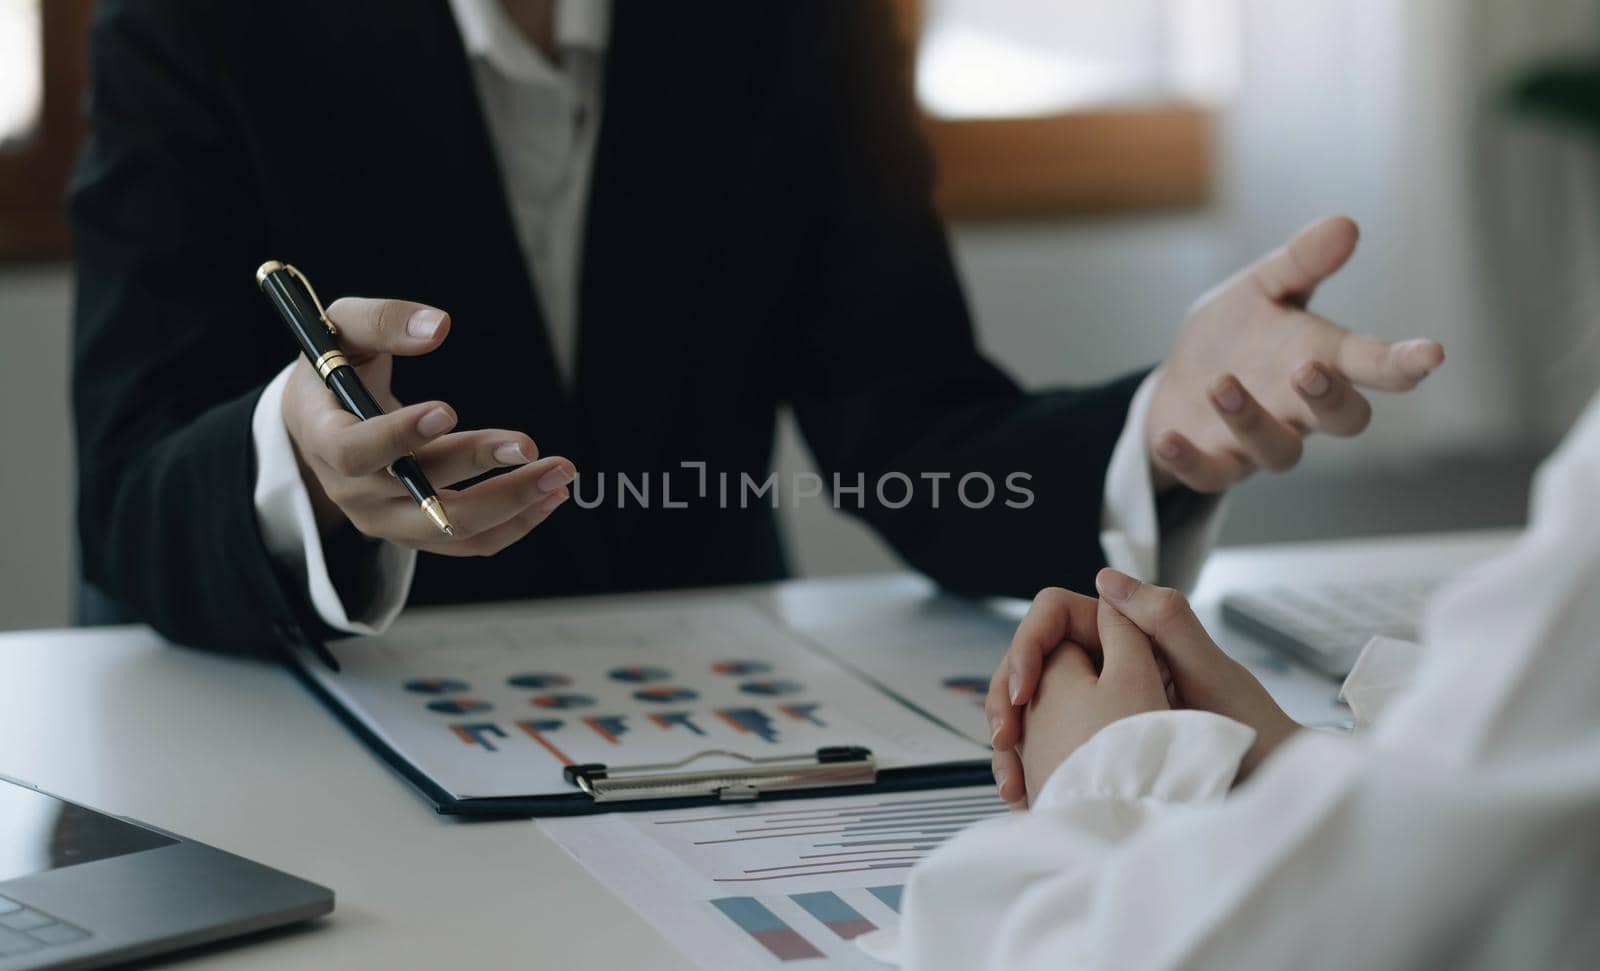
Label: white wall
xmin=780 ymin=0 xmax=1600 ymax=577
xmin=0 ymin=265 xmax=74 ymax=629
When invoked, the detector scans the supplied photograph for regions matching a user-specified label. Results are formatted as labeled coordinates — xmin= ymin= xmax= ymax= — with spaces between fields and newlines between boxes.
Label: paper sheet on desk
xmin=1217 ymin=632 xmax=1355 ymax=732
xmin=540 ymin=785 xmax=1004 ymax=970
xmin=798 ymin=597 xmax=1024 ymax=747
xmin=300 ymin=603 xmax=986 ymax=801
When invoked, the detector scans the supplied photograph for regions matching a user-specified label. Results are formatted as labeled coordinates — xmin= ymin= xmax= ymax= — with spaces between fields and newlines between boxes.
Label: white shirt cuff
xmin=1100 ymin=369 xmax=1227 ymax=591
xmin=1031 ymin=709 xmax=1256 ymax=811
xmin=1339 ymin=635 xmax=1425 ymax=732
xmin=251 ymin=364 xmax=415 ymax=635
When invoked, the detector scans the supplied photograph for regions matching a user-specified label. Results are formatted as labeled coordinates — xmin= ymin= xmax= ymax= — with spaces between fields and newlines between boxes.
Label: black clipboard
xmin=288 ymin=656 xmax=993 ymax=818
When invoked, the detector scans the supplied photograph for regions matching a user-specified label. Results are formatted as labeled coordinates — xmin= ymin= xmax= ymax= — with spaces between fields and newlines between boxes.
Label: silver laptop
xmin=1221 ymin=576 xmax=1441 ymax=678
xmin=0 ymin=774 xmax=332 ymax=970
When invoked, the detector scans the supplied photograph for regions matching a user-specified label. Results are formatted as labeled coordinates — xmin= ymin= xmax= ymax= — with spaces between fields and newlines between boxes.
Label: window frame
xmin=890 ymin=0 xmax=1214 ymax=221
xmin=0 ymin=0 xmax=93 ymax=262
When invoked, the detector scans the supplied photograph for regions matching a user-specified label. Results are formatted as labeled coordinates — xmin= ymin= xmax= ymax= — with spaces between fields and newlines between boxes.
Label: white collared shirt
xmin=448 ymin=0 xmax=608 ymax=386
xmin=250 ymin=0 xmax=1205 ymax=633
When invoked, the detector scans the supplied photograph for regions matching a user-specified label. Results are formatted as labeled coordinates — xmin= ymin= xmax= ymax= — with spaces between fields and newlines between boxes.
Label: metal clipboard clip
xmin=563 ymin=746 xmax=876 ymax=803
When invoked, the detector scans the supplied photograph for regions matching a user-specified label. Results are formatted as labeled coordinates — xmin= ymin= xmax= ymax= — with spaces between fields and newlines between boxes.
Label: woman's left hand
xmin=1010 ymin=599 xmax=1173 ymax=807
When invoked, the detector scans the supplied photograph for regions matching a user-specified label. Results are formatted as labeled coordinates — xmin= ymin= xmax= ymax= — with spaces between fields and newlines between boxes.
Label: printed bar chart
xmin=449 ymin=722 xmax=508 ymax=752
xmin=515 ymin=719 xmax=575 ymax=765
xmin=710 ymin=897 xmax=824 ymax=962
xmin=779 ymin=703 xmax=826 ymax=727
xmin=540 ymin=788 xmax=1000 ymax=971
xmin=790 ymin=892 xmax=878 ymax=940
xmin=650 ymin=712 xmax=707 ymax=736
xmin=582 ymin=715 xmax=631 ymax=744
xmin=715 ymin=708 xmax=781 ymax=743
xmin=867 ymin=885 xmax=903 ymax=914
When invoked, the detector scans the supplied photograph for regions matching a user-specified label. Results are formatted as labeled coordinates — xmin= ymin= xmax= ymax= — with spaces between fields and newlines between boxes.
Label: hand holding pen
xmin=256 ymin=263 xmax=575 ymax=556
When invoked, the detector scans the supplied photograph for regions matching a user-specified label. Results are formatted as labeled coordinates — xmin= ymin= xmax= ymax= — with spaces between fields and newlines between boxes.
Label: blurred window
xmin=0 ymin=0 xmax=90 ymax=262
xmin=0 ymin=0 xmax=44 ymax=149
xmin=894 ymin=0 xmax=1235 ymax=219
xmin=916 ymin=0 xmax=1237 ymax=118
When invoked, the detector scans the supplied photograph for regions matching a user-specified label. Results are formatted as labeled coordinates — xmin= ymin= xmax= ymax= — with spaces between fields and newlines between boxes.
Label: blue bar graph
xmin=710 ymin=897 xmax=823 ymax=961
xmin=868 ymin=885 xmax=904 ymax=913
xmin=450 ymin=722 xmax=507 ymax=752
xmin=715 ymin=708 xmax=781 ymax=743
xmin=790 ymin=891 xmax=877 ymax=940
xmin=650 ymin=711 xmax=707 ymax=736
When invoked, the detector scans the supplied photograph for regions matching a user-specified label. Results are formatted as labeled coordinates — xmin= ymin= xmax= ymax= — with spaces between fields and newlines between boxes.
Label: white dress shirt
xmin=251 ymin=0 xmax=1211 ymax=633
xmin=877 ymin=390 xmax=1600 ymax=970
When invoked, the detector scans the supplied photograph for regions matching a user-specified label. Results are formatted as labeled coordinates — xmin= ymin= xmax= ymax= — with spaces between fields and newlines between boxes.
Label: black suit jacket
xmin=70 ymin=0 xmax=1148 ymax=658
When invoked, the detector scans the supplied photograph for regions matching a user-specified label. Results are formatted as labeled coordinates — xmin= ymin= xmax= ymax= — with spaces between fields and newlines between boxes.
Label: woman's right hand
xmin=1093 ymin=568 xmax=1302 ymax=779
xmin=282 ymin=296 xmax=576 ymax=555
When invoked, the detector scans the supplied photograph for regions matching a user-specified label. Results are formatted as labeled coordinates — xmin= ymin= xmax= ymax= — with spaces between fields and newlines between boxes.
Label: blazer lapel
xmin=574 ymin=4 xmax=760 ymax=474
xmin=294 ymin=0 xmax=571 ymax=440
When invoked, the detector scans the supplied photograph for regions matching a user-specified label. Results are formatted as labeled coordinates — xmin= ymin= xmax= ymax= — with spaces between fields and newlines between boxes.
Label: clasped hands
xmin=987 ymin=570 xmax=1303 ymax=808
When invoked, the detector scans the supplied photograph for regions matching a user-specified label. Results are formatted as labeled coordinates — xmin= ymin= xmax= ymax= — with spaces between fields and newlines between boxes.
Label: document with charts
xmin=539 ymin=785 xmax=1006 ymax=969
xmin=293 ymin=600 xmax=991 ymax=814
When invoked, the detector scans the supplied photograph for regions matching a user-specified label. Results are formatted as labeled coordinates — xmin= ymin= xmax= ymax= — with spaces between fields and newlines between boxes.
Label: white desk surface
xmin=0 ymin=529 xmax=1518 ymax=969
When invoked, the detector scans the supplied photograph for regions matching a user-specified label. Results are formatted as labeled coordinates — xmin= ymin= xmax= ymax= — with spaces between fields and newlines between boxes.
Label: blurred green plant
xmin=1510 ymin=56 xmax=1600 ymax=136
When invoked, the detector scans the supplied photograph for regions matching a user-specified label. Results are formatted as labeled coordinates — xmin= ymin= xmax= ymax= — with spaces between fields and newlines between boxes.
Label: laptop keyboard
xmin=0 ymin=895 xmax=90 ymax=959
xmin=1220 ymin=578 xmax=1441 ymax=678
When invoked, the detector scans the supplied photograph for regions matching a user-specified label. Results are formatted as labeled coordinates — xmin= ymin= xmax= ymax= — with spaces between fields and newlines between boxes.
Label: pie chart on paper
xmin=530 ymin=694 xmax=597 ymax=710
xmin=608 ymin=665 xmax=673 ymax=684
xmin=633 ymin=686 xmax=700 ymax=704
xmin=404 ymin=678 xmax=471 ymax=695
xmin=426 ymin=698 xmax=492 ymax=715
xmin=738 ymin=679 xmax=803 ymax=697
xmin=711 ymin=660 xmax=772 ymax=676
xmin=507 ymin=673 xmax=574 ymax=690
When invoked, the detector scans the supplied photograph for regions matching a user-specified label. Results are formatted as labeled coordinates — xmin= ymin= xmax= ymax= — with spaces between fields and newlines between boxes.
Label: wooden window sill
xmin=925 ymin=104 xmax=1214 ymax=221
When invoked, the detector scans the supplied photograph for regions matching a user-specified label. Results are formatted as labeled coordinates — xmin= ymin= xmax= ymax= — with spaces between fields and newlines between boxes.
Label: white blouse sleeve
xmin=252 ymin=363 xmax=415 ymax=634
xmin=1099 ymin=370 xmax=1226 ymax=591
xmin=885 ymin=392 xmax=1600 ymax=971
xmin=887 ymin=710 xmax=1255 ymax=971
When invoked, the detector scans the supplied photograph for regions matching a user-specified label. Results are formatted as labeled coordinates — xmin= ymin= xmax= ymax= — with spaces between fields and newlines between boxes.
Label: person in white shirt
xmin=876 ymin=390 xmax=1600 ymax=969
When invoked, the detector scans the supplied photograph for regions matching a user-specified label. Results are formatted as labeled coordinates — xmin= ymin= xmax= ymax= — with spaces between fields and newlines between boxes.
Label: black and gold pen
xmin=255 ymin=261 xmax=454 ymax=537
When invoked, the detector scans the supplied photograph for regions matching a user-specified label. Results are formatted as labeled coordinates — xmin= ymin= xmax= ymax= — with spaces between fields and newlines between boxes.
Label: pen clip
xmin=283 ymin=264 xmax=338 ymax=337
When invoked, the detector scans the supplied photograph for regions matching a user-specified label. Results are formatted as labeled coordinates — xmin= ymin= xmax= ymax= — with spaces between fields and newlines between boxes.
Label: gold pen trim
xmin=420 ymin=496 xmax=454 ymax=536
xmin=255 ymin=260 xmax=286 ymax=287
xmin=255 ymin=260 xmax=338 ymax=336
xmin=313 ymin=350 xmax=351 ymax=381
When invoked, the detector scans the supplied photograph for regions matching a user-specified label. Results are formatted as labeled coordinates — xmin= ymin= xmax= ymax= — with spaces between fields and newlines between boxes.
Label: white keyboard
xmin=1220 ymin=578 xmax=1442 ymax=678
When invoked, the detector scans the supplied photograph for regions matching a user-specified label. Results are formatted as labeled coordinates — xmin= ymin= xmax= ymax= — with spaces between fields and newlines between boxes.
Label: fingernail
xmin=994 ymin=769 xmax=1007 ymax=792
xmin=1156 ymin=437 xmax=1182 ymax=461
xmin=1211 ymin=377 xmax=1245 ymax=414
xmin=1007 ymin=671 xmax=1022 ymax=705
xmin=538 ymin=464 xmax=575 ymax=492
xmin=493 ymin=443 xmax=528 ymax=465
xmin=417 ymin=407 xmax=454 ymax=438
xmin=1296 ymin=363 xmax=1331 ymax=398
xmin=1098 ymin=568 xmax=1138 ymax=603
xmin=988 ymin=716 xmax=1002 ymax=745
xmin=538 ymin=488 xmax=570 ymax=510
xmin=407 ymin=309 xmax=445 ymax=340
xmin=1400 ymin=339 xmax=1442 ymax=372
